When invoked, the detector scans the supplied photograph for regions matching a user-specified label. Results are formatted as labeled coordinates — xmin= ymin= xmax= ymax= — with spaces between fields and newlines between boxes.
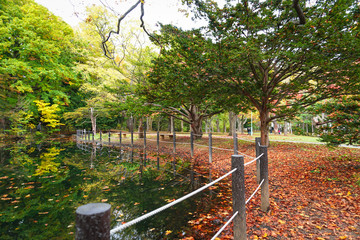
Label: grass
xmin=235 ymin=132 xmax=322 ymax=143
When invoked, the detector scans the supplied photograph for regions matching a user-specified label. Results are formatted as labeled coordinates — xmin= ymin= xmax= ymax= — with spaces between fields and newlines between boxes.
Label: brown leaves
xmin=180 ymin=138 xmax=360 ymax=239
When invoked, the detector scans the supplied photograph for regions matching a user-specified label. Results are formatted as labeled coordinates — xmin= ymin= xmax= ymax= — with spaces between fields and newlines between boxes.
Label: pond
xmin=0 ymin=139 xmax=218 ymax=239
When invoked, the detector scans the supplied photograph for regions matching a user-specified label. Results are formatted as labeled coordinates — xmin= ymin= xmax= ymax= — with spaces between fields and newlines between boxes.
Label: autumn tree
xmin=312 ymin=96 xmax=360 ymax=146
xmin=0 ymin=0 xmax=83 ymax=134
xmin=138 ymin=25 xmax=242 ymax=138
xmin=186 ymin=0 xmax=360 ymax=145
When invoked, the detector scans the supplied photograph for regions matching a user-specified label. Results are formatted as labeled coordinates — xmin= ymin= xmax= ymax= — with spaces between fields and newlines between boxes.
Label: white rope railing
xmin=110 ymin=168 xmax=238 ymax=234
xmin=211 ymin=211 xmax=239 ymax=240
xmin=210 ymin=178 xmax=265 ymax=240
xmin=246 ymin=179 xmax=264 ymax=204
xmin=244 ymin=153 xmax=264 ymax=167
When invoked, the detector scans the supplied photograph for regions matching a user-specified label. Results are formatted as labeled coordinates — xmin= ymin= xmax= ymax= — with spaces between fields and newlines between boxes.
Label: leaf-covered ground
xmin=148 ymin=135 xmax=360 ymax=239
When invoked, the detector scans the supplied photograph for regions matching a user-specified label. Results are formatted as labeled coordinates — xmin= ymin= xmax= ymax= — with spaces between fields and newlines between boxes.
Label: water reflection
xmin=0 ymin=140 xmax=215 ymax=240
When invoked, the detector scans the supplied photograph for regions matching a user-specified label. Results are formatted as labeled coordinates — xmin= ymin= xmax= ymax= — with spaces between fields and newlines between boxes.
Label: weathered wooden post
xmin=259 ymin=145 xmax=270 ymax=212
xmin=75 ymin=203 xmax=111 ymax=240
xmin=255 ymin=137 xmax=261 ymax=184
xmin=143 ymin=121 xmax=147 ymax=163
xmin=119 ymin=131 xmax=122 ymax=149
xmin=100 ymin=131 xmax=102 ymax=146
xmin=157 ymin=130 xmax=160 ymax=170
xmin=131 ymin=128 xmax=134 ymax=148
xmin=233 ymin=132 xmax=238 ymax=155
xmin=173 ymin=131 xmax=176 ymax=154
xmin=232 ymin=155 xmax=246 ymax=240
xmin=209 ymin=132 xmax=212 ymax=163
xmin=190 ymin=131 xmax=194 ymax=158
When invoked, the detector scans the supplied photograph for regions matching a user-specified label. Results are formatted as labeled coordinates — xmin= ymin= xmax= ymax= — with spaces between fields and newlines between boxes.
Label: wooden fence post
xmin=209 ymin=132 xmax=212 ymax=163
xmin=100 ymin=131 xmax=102 ymax=146
xmin=119 ymin=131 xmax=122 ymax=149
xmin=157 ymin=130 xmax=160 ymax=170
xmin=108 ymin=132 xmax=111 ymax=145
xmin=231 ymin=155 xmax=246 ymax=240
xmin=131 ymin=128 xmax=134 ymax=148
xmin=75 ymin=203 xmax=111 ymax=240
xmin=143 ymin=121 xmax=147 ymax=162
xmin=173 ymin=131 xmax=176 ymax=154
xmin=259 ymin=145 xmax=270 ymax=212
xmin=255 ymin=137 xmax=261 ymax=184
xmin=190 ymin=132 xmax=194 ymax=158
xmin=233 ymin=132 xmax=238 ymax=155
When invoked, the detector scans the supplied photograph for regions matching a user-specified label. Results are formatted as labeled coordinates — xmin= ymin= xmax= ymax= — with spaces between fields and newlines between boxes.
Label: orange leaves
xmin=183 ymin=138 xmax=360 ymax=239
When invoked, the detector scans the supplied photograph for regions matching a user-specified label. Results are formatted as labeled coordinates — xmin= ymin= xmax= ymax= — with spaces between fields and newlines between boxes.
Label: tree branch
xmin=293 ymin=0 xmax=306 ymax=25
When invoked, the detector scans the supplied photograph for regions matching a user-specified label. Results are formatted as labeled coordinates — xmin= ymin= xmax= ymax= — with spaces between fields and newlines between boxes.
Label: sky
xmin=34 ymin=0 xmax=206 ymax=30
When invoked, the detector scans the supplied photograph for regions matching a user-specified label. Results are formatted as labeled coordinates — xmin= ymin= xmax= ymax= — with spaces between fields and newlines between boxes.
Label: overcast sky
xmin=34 ymin=0 xmax=205 ymax=30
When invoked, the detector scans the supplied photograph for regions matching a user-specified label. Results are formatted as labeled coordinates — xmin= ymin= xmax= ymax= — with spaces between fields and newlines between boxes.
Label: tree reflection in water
xmin=0 ymin=140 xmax=215 ymax=239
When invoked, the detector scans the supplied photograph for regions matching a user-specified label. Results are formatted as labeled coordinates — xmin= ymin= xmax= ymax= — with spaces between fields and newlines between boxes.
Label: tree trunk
xmin=138 ymin=118 xmax=144 ymax=138
xmin=259 ymin=110 xmax=270 ymax=146
xmin=90 ymin=107 xmax=96 ymax=135
xmin=188 ymin=106 xmax=203 ymax=139
xmin=167 ymin=117 xmax=171 ymax=132
xmin=229 ymin=112 xmax=237 ymax=136
xmin=223 ymin=117 xmax=226 ymax=133
xmin=216 ymin=117 xmax=220 ymax=132
xmin=181 ymin=120 xmax=184 ymax=132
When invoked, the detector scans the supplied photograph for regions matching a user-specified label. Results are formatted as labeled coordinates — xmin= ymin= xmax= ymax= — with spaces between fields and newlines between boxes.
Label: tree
xmin=138 ymin=25 xmax=239 ymax=138
xmin=66 ymin=5 xmax=157 ymax=133
xmin=312 ymin=96 xmax=359 ymax=146
xmin=186 ymin=0 xmax=360 ymax=145
xmin=0 ymin=0 xmax=84 ymax=133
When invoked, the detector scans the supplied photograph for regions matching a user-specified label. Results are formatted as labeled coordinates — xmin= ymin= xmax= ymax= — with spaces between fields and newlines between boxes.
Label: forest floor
xmin=147 ymin=135 xmax=360 ymax=240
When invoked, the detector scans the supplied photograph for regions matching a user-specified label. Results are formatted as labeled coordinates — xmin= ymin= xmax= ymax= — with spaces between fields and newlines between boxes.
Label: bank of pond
xmin=0 ymin=139 xmax=220 ymax=239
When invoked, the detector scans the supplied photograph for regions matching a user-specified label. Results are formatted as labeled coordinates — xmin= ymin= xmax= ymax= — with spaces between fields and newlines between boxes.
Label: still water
xmin=0 ymin=139 xmax=215 ymax=239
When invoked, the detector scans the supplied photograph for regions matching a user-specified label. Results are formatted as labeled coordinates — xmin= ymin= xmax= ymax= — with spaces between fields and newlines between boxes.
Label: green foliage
xmin=313 ymin=96 xmax=360 ymax=146
xmin=139 ymin=25 xmax=242 ymax=135
xmin=0 ymin=0 xmax=84 ymax=133
xmin=185 ymin=0 xmax=360 ymax=143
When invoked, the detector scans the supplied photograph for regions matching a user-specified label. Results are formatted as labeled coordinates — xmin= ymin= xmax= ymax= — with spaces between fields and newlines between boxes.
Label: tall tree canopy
xmin=186 ymin=0 xmax=360 ymax=144
xmin=0 ymin=0 xmax=84 ymax=133
xmin=139 ymin=25 xmax=242 ymax=137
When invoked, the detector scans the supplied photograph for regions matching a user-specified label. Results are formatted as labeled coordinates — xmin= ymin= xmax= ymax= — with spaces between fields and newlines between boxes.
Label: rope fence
xmin=75 ymin=128 xmax=270 ymax=240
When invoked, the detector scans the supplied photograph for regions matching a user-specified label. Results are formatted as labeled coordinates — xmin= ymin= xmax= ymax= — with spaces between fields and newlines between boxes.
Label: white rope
xmin=110 ymin=168 xmax=238 ymax=234
xmin=193 ymin=143 xmax=208 ymax=148
xmin=211 ymin=146 xmax=234 ymax=152
xmin=211 ymin=211 xmax=239 ymax=240
xmin=245 ymin=179 xmax=264 ymax=204
xmin=244 ymin=153 xmax=264 ymax=166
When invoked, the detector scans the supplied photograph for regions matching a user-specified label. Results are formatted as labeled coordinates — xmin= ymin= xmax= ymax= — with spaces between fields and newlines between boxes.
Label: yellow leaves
xmin=34 ymin=100 xmax=63 ymax=129
xmin=134 ymin=202 xmax=140 ymax=205
xmin=339 ymin=236 xmax=347 ymax=240
xmin=278 ymin=219 xmax=286 ymax=224
xmin=101 ymin=199 xmax=108 ymax=202
xmin=165 ymin=230 xmax=172 ymax=235
xmin=34 ymin=147 xmax=61 ymax=176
